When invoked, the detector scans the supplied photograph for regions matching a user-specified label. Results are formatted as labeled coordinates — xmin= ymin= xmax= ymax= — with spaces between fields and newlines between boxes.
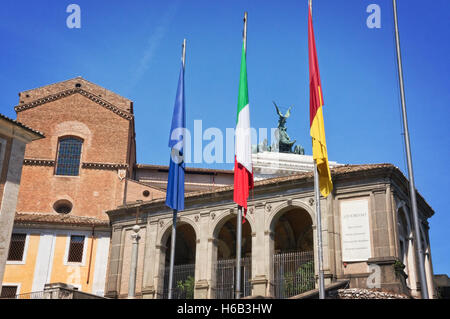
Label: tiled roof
xmin=121 ymin=164 xmax=398 ymax=208
xmin=14 ymin=212 xmax=109 ymax=227
xmin=135 ymin=163 xmax=234 ymax=174
xmin=0 ymin=113 xmax=45 ymax=138
xmin=185 ymin=163 xmax=398 ymax=198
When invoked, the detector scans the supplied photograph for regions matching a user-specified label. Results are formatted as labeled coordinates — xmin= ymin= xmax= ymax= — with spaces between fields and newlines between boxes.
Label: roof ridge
xmin=19 ymin=77 xmax=132 ymax=102
xmin=14 ymin=87 xmax=134 ymax=120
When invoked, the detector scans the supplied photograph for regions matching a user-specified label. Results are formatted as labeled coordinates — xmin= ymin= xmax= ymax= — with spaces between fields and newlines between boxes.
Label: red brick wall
xmin=16 ymin=165 xmax=126 ymax=220
xmin=15 ymin=83 xmax=135 ymax=221
xmin=125 ymin=179 xmax=165 ymax=203
xmin=17 ymin=94 xmax=131 ymax=164
xmin=17 ymin=78 xmax=132 ymax=113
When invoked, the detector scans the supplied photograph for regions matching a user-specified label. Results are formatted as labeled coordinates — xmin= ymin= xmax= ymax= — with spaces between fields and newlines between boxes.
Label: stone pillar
xmin=154 ymin=244 xmax=167 ymax=299
xmin=104 ymin=227 xmax=123 ymax=298
xmin=207 ymin=236 xmax=219 ymax=299
xmin=0 ymin=139 xmax=26 ymax=291
xmin=264 ymin=220 xmax=275 ymax=298
xmin=312 ymin=197 xmax=333 ymax=288
xmin=141 ymin=220 xmax=159 ymax=299
xmin=324 ymin=195 xmax=335 ymax=285
xmin=423 ymin=227 xmax=435 ymax=298
xmin=127 ymin=225 xmax=141 ymax=298
xmin=250 ymin=204 xmax=269 ymax=296
xmin=194 ymin=211 xmax=211 ymax=299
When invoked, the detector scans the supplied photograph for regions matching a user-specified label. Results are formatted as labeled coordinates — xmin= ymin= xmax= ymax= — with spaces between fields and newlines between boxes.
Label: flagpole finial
xmin=243 ymin=12 xmax=248 ymax=53
xmin=181 ymin=39 xmax=187 ymax=69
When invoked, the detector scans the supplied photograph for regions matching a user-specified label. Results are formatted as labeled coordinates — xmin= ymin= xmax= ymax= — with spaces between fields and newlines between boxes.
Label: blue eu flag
xmin=165 ymin=63 xmax=185 ymax=211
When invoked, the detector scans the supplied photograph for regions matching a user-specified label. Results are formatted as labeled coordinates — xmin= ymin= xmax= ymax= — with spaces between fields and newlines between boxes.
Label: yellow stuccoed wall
xmin=49 ymin=234 xmax=98 ymax=293
xmin=3 ymin=233 xmax=101 ymax=295
xmin=3 ymin=233 xmax=41 ymax=294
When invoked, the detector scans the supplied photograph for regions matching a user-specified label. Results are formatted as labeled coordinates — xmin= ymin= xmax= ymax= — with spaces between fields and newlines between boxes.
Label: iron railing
xmin=214 ymin=257 xmax=251 ymax=299
xmin=0 ymin=286 xmax=106 ymax=299
xmin=0 ymin=290 xmax=64 ymax=299
xmin=162 ymin=263 xmax=195 ymax=299
xmin=0 ymin=291 xmax=45 ymax=299
xmin=272 ymin=250 xmax=315 ymax=298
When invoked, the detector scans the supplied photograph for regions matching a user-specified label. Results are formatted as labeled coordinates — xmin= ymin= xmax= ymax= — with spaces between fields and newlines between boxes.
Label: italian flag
xmin=234 ymin=42 xmax=254 ymax=211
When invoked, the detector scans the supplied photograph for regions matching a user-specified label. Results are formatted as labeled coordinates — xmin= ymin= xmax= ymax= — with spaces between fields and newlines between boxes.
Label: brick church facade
xmin=2 ymin=77 xmax=231 ymax=297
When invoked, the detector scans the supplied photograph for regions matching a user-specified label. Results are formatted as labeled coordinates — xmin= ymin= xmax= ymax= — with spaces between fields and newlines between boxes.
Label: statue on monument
xmin=273 ymin=101 xmax=304 ymax=154
xmin=253 ymin=101 xmax=305 ymax=155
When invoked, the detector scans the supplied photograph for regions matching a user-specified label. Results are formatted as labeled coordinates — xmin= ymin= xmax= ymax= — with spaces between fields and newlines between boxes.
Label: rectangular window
xmin=0 ymin=286 xmax=18 ymax=299
xmin=67 ymin=235 xmax=85 ymax=263
xmin=55 ymin=137 xmax=83 ymax=176
xmin=7 ymin=233 xmax=26 ymax=261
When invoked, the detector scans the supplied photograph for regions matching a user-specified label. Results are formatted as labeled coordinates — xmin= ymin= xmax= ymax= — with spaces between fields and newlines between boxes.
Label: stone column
xmin=250 ymin=204 xmax=269 ymax=296
xmin=263 ymin=203 xmax=276 ymax=297
xmin=141 ymin=220 xmax=159 ymax=299
xmin=194 ymin=211 xmax=211 ymax=299
xmin=104 ymin=227 xmax=124 ymax=298
xmin=0 ymin=138 xmax=26 ymax=291
xmin=321 ymin=197 xmax=334 ymax=286
xmin=127 ymin=225 xmax=141 ymax=298
xmin=154 ymin=244 xmax=167 ymax=299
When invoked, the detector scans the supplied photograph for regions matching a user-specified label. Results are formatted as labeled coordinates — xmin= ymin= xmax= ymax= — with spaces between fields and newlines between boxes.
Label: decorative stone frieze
xmin=23 ymin=158 xmax=55 ymax=166
xmin=82 ymin=162 xmax=129 ymax=170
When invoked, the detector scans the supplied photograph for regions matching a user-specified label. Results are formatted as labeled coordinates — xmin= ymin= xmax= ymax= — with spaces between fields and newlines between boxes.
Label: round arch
xmin=211 ymin=209 xmax=255 ymax=240
xmin=268 ymin=201 xmax=315 ymax=233
xmin=158 ymin=215 xmax=200 ymax=247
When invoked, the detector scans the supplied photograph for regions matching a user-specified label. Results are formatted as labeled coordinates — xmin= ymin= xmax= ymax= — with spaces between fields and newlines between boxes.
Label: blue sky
xmin=0 ymin=1 xmax=449 ymax=275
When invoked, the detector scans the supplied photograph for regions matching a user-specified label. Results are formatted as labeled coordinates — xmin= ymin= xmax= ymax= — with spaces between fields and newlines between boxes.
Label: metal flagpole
xmin=235 ymin=12 xmax=247 ymax=300
xmin=236 ymin=205 xmax=242 ymax=299
xmin=168 ymin=209 xmax=177 ymax=299
xmin=392 ymin=0 xmax=429 ymax=299
xmin=309 ymin=0 xmax=325 ymax=300
xmin=314 ymin=161 xmax=325 ymax=299
xmin=168 ymin=39 xmax=187 ymax=300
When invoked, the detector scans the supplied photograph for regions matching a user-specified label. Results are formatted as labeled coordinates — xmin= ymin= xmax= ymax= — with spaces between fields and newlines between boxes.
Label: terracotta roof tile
xmin=15 ymin=212 xmax=109 ymax=227
xmin=135 ymin=163 xmax=234 ymax=174
xmin=0 ymin=113 xmax=45 ymax=138
xmin=121 ymin=163 xmax=397 ymax=208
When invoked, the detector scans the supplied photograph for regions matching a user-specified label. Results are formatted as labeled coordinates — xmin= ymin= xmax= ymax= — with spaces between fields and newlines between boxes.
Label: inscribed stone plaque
xmin=340 ymin=198 xmax=372 ymax=262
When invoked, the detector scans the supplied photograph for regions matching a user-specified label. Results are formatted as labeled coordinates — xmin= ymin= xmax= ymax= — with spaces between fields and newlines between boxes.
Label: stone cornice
xmin=23 ymin=158 xmax=55 ymax=166
xmin=23 ymin=159 xmax=129 ymax=170
xmin=14 ymin=88 xmax=134 ymax=121
xmin=82 ymin=162 xmax=129 ymax=170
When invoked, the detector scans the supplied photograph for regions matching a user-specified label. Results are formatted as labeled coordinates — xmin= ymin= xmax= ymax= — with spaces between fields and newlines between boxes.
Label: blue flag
xmin=165 ymin=63 xmax=185 ymax=211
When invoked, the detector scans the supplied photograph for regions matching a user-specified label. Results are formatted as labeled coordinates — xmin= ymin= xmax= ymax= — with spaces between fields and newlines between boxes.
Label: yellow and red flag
xmin=308 ymin=6 xmax=333 ymax=197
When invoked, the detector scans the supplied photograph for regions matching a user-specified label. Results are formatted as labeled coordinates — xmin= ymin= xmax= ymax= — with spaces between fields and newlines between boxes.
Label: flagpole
xmin=313 ymin=161 xmax=325 ymax=299
xmin=168 ymin=209 xmax=177 ymax=299
xmin=168 ymin=39 xmax=187 ymax=300
xmin=309 ymin=0 xmax=325 ymax=300
xmin=235 ymin=12 xmax=247 ymax=300
xmin=392 ymin=0 xmax=429 ymax=299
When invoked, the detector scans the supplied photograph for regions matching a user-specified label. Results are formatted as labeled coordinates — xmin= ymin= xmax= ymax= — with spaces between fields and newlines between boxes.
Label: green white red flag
xmin=233 ymin=41 xmax=254 ymax=215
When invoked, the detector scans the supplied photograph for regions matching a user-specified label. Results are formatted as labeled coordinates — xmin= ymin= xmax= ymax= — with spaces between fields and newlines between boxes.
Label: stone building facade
xmin=0 ymin=114 xmax=44 ymax=296
xmin=0 ymin=77 xmax=437 ymax=299
xmin=104 ymin=164 xmax=436 ymax=299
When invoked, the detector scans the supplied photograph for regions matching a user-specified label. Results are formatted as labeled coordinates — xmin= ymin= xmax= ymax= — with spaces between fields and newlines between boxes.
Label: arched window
xmin=55 ymin=137 xmax=83 ymax=176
